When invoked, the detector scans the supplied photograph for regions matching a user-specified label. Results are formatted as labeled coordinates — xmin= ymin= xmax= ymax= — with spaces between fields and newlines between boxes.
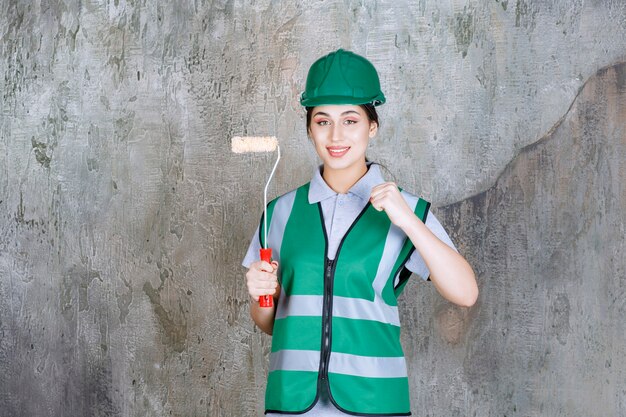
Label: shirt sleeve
xmin=404 ymin=208 xmax=458 ymax=281
xmin=241 ymin=222 xmax=262 ymax=269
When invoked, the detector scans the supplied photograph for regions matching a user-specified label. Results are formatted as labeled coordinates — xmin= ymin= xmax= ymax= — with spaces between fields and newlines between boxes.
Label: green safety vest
xmin=260 ymin=182 xmax=430 ymax=416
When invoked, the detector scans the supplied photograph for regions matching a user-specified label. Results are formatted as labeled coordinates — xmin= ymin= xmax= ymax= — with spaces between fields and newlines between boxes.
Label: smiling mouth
xmin=327 ymin=147 xmax=350 ymax=157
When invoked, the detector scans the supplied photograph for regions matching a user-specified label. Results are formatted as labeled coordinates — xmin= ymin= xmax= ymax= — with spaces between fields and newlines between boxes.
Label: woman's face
xmin=307 ymin=104 xmax=378 ymax=171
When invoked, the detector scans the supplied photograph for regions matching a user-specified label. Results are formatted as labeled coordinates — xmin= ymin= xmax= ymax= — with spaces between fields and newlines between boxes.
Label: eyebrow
xmin=312 ymin=110 xmax=361 ymax=117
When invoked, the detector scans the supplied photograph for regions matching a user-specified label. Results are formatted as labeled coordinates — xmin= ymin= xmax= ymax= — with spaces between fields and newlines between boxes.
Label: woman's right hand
xmin=246 ymin=260 xmax=280 ymax=302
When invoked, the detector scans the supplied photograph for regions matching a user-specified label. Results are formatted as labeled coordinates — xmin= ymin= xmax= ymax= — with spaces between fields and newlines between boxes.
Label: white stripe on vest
xmin=265 ymin=189 xmax=297 ymax=264
xmin=269 ymin=350 xmax=408 ymax=378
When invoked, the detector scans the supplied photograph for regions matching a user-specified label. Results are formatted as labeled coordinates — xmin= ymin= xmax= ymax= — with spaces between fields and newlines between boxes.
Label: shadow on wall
xmin=430 ymin=62 xmax=626 ymax=415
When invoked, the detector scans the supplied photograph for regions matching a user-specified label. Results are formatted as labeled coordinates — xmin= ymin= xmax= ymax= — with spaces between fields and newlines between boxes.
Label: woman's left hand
xmin=369 ymin=182 xmax=416 ymax=230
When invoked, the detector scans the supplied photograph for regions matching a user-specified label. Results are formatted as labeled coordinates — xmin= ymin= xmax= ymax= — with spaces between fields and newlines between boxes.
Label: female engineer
xmin=241 ymin=48 xmax=478 ymax=416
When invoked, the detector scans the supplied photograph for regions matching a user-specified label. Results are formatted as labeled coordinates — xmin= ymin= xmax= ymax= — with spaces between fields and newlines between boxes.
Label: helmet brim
xmin=300 ymin=94 xmax=385 ymax=107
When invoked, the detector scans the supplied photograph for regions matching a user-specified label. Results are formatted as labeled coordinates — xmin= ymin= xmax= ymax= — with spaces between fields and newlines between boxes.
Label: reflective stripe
xmin=267 ymin=189 xmax=297 ymax=263
xmin=275 ymin=294 xmax=399 ymax=326
xmin=372 ymin=221 xmax=407 ymax=295
xmin=333 ymin=296 xmax=399 ymax=326
xmin=392 ymin=191 xmax=419 ymax=287
xmin=269 ymin=350 xmax=407 ymax=379
xmin=269 ymin=350 xmax=319 ymax=372
xmin=275 ymin=295 xmax=323 ymax=319
xmin=329 ymin=352 xmax=408 ymax=378
xmin=373 ymin=190 xmax=419 ymax=293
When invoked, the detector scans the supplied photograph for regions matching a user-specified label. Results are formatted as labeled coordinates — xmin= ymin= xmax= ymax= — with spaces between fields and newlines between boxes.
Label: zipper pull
xmin=326 ymin=258 xmax=334 ymax=275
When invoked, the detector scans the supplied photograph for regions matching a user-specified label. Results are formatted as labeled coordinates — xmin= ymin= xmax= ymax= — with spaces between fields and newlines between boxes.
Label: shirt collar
xmin=308 ymin=162 xmax=385 ymax=204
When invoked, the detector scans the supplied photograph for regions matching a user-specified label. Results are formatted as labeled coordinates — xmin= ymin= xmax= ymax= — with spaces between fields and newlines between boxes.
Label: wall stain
xmin=435 ymin=304 xmax=470 ymax=345
xmin=453 ymin=7 xmax=474 ymax=58
xmin=142 ymin=267 xmax=188 ymax=353
xmin=31 ymin=137 xmax=51 ymax=168
xmin=116 ymin=276 xmax=133 ymax=324
xmin=114 ymin=111 xmax=135 ymax=142
xmin=226 ymin=295 xmax=245 ymax=327
xmin=87 ymin=158 xmax=99 ymax=172
xmin=60 ymin=265 xmax=102 ymax=321
xmin=515 ymin=0 xmax=538 ymax=29
xmin=15 ymin=191 xmax=36 ymax=227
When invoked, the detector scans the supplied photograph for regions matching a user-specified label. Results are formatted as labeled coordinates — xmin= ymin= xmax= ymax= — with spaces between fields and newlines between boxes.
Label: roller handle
xmin=259 ymin=248 xmax=274 ymax=308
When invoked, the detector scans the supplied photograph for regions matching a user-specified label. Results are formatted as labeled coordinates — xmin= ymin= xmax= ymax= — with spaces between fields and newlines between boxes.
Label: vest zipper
xmin=315 ymin=200 xmax=371 ymax=411
xmin=320 ymin=256 xmax=336 ymax=384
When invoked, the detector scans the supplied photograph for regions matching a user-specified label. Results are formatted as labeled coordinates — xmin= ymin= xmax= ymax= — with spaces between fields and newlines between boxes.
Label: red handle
xmin=259 ymin=248 xmax=274 ymax=308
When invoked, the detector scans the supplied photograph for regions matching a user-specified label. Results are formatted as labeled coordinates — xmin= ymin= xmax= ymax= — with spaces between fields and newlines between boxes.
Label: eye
xmin=316 ymin=120 xmax=330 ymax=126
xmin=344 ymin=119 xmax=358 ymax=125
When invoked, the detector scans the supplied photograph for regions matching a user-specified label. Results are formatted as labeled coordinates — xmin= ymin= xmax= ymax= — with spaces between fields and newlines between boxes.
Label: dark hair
xmin=306 ymin=103 xmax=380 ymax=131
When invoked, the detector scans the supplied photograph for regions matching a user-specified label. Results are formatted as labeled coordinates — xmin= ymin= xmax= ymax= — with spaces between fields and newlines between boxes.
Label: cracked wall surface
xmin=0 ymin=1 xmax=625 ymax=416
xmin=403 ymin=62 xmax=626 ymax=417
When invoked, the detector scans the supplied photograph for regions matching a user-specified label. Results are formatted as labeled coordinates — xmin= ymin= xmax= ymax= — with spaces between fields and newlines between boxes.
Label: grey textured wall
xmin=0 ymin=1 xmax=625 ymax=416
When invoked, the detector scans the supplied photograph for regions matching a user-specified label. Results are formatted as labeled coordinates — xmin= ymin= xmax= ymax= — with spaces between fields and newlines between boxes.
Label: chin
xmin=323 ymin=159 xmax=358 ymax=170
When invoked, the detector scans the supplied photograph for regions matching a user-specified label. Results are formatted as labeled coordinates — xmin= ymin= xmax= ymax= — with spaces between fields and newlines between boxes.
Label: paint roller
xmin=231 ymin=136 xmax=280 ymax=308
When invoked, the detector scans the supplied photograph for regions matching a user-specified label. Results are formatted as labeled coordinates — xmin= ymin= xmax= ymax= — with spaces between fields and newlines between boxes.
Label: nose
xmin=330 ymin=123 xmax=342 ymax=143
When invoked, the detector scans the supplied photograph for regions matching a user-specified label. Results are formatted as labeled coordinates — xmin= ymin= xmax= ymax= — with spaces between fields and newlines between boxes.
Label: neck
xmin=322 ymin=161 xmax=369 ymax=194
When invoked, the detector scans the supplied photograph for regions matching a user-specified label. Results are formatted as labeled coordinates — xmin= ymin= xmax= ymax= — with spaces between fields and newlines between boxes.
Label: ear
xmin=369 ymin=121 xmax=378 ymax=138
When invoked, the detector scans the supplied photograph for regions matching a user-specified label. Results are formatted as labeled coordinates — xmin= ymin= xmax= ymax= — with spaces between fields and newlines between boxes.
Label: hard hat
xmin=300 ymin=49 xmax=386 ymax=107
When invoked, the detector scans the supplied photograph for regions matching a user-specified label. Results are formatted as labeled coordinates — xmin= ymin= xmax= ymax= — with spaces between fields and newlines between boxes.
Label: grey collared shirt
xmin=241 ymin=162 xmax=457 ymax=282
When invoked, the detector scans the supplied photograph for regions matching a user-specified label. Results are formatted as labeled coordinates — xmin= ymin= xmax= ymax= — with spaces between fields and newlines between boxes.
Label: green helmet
xmin=300 ymin=48 xmax=386 ymax=107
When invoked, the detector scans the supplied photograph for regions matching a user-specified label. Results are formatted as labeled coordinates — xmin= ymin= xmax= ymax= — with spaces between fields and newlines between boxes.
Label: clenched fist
xmin=369 ymin=182 xmax=416 ymax=230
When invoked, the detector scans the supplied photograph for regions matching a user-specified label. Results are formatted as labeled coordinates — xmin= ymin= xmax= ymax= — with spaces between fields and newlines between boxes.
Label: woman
xmin=241 ymin=49 xmax=478 ymax=416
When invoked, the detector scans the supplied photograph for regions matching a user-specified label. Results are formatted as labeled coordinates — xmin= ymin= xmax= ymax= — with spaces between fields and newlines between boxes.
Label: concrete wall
xmin=0 ymin=1 xmax=624 ymax=416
